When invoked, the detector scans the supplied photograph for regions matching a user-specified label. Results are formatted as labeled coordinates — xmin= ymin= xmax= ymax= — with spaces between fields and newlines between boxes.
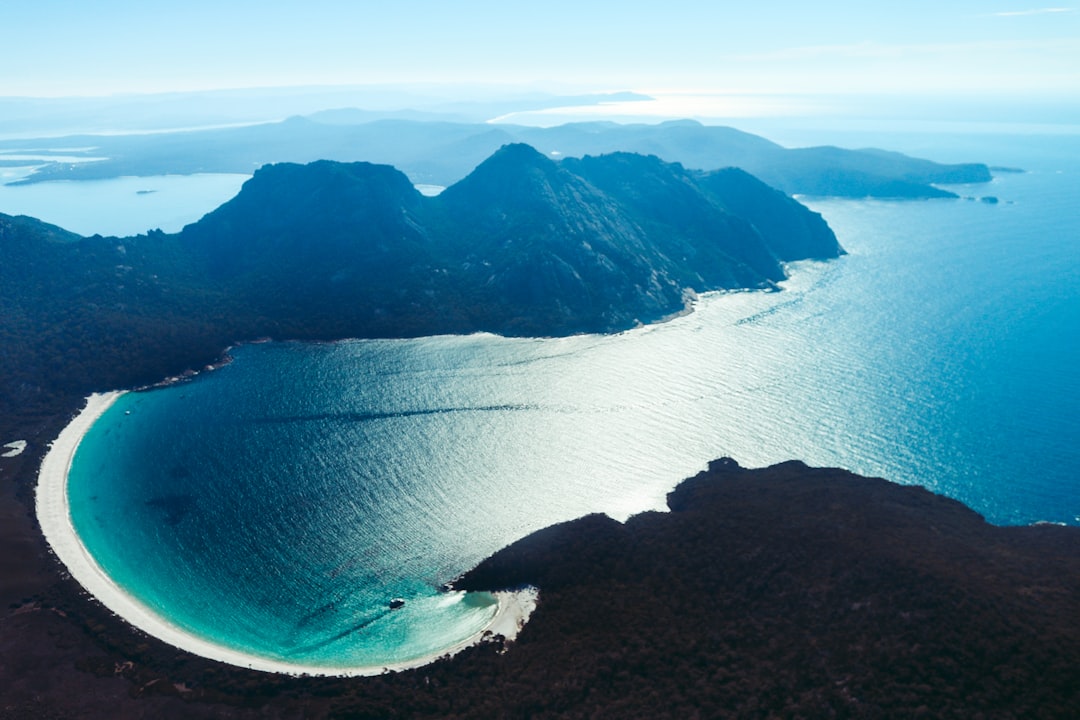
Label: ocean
xmin=53 ymin=132 xmax=1080 ymax=670
xmin=0 ymin=165 xmax=248 ymax=236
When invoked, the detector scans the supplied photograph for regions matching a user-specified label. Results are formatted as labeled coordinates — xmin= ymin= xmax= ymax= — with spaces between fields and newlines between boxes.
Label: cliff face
xmin=563 ymin=152 xmax=787 ymax=289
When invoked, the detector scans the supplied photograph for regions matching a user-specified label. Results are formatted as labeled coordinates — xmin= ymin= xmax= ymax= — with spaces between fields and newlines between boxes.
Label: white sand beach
xmin=488 ymin=587 xmax=539 ymax=639
xmin=2 ymin=439 xmax=28 ymax=457
xmin=36 ymin=392 xmax=538 ymax=676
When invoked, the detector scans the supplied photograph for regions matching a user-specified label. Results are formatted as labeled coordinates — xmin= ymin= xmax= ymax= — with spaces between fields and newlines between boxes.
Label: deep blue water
xmin=66 ymin=134 xmax=1080 ymax=669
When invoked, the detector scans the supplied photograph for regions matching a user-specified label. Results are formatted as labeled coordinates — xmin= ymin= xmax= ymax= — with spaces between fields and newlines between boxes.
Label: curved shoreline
xmin=36 ymin=392 xmax=537 ymax=677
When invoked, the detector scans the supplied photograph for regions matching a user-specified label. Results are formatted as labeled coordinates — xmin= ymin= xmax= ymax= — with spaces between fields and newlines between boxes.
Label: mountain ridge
xmin=1 ymin=144 xmax=841 ymax=412
xmin=175 ymin=143 xmax=842 ymax=335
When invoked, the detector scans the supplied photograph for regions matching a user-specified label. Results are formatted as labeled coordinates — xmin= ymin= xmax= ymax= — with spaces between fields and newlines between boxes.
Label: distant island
xmin=1 ymin=144 xmax=840 ymax=414
xmin=2 ymin=118 xmax=994 ymax=199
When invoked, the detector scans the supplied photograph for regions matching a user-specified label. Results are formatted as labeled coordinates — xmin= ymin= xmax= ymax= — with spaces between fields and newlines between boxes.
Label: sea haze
xmin=64 ymin=134 xmax=1080 ymax=669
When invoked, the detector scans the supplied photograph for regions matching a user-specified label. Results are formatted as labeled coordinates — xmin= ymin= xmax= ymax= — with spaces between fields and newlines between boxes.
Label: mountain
xmin=177 ymin=144 xmax=841 ymax=335
xmin=1 ymin=145 xmax=840 ymax=412
xmin=695 ymin=166 xmax=843 ymax=260
xmin=0 ymin=88 xmax=655 ymax=136
xmin=516 ymin=121 xmax=991 ymax=198
xmin=3 ymin=118 xmax=993 ymax=198
xmin=429 ymin=144 xmax=804 ymax=332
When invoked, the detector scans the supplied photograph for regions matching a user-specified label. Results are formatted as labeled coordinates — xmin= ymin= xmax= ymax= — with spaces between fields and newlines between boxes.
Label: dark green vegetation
xmin=5 ymin=458 xmax=1077 ymax=718
xmin=2 ymin=118 xmax=992 ymax=198
xmin=1 ymin=144 xmax=840 ymax=415
xmin=449 ymin=459 xmax=1080 ymax=718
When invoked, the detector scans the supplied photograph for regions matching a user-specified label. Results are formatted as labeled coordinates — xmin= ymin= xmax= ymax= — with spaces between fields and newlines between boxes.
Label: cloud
xmin=734 ymin=38 xmax=1076 ymax=63
xmin=993 ymin=7 xmax=1074 ymax=16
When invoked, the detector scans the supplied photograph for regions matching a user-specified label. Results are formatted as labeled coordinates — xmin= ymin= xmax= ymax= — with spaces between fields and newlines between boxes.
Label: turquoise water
xmin=67 ymin=135 xmax=1080 ymax=668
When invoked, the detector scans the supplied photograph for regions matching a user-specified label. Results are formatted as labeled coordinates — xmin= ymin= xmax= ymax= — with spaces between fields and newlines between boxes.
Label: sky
xmin=2 ymin=2 xmax=1078 ymax=126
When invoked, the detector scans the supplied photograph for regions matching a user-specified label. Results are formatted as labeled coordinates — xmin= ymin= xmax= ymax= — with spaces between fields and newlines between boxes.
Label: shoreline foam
xmin=36 ymin=392 xmax=537 ymax=676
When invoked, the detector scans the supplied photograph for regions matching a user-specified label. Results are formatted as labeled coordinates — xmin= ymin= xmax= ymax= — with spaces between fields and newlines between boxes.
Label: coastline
xmin=35 ymin=392 xmax=537 ymax=677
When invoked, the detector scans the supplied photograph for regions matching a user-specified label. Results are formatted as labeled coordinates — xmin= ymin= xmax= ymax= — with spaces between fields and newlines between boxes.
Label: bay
xmin=0 ymin=167 xmax=249 ymax=237
xmin=64 ymin=134 xmax=1080 ymax=669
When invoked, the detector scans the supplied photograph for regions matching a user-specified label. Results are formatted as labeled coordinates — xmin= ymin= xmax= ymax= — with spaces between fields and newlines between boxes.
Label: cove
xmin=40 ymin=147 xmax=1080 ymax=671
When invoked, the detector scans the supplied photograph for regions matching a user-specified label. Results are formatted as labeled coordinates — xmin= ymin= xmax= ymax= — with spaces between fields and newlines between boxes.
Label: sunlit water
xmin=0 ymin=164 xmax=248 ymax=236
xmin=62 ymin=136 xmax=1080 ymax=669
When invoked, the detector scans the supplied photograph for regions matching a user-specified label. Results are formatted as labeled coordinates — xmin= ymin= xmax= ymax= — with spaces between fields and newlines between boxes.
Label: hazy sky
xmin=3 ymin=1 xmax=1077 ymax=101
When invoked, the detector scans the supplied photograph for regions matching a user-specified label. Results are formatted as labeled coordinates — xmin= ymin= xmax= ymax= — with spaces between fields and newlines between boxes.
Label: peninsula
xmin=1 ymin=144 xmax=840 ymax=415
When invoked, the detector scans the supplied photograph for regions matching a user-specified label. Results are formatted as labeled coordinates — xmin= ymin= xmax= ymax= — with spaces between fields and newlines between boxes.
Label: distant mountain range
xmin=1 ymin=144 xmax=840 ymax=410
xmin=0 ymin=88 xmax=654 ymax=136
xmin=2 ymin=117 xmax=992 ymax=199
